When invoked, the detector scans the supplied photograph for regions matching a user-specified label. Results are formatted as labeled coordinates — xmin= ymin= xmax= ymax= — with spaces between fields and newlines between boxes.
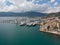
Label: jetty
xmin=40 ymin=17 xmax=60 ymax=35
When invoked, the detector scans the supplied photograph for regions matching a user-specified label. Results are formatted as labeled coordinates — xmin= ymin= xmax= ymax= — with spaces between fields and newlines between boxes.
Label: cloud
xmin=44 ymin=6 xmax=60 ymax=13
xmin=54 ymin=2 xmax=58 ymax=6
xmin=50 ymin=0 xmax=55 ymax=3
xmin=0 ymin=0 xmax=60 ymax=13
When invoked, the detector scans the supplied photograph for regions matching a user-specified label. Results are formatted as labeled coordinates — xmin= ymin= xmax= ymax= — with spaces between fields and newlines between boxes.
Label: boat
xmin=26 ymin=22 xmax=32 ymax=26
xmin=19 ymin=22 xmax=26 ymax=26
xmin=26 ymin=22 xmax=37 ymax=26
xmin=32 ymin=23 xmax=36 ymax=26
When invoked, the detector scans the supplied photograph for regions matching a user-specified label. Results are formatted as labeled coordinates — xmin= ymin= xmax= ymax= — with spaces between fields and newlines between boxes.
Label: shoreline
xmin=40 ymin=30 xmax=60 ymax=35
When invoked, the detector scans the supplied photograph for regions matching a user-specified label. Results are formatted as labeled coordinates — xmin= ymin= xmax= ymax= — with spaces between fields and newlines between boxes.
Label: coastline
xmin=40 ymin=17 xmax=60 ymax=35
xmin=40 ymin=30 xmax=60 ymax=35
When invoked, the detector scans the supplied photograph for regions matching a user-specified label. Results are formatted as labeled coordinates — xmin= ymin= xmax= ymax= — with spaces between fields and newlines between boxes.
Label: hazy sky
xmin=0 ymin=0 xmax=60 ymax=13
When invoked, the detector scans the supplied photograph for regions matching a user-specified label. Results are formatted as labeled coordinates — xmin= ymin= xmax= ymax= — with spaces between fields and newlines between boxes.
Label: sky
xmin=0 ymin=0 xmax=60 ymax=13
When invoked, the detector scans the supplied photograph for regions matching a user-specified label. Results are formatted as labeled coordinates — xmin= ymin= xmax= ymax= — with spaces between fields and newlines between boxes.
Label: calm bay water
xmin=0 ymin=24 xmax=60 ymax=45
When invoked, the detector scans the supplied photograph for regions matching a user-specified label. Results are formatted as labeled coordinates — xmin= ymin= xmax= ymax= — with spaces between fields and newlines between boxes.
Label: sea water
xmin=0 ymin=23 xmax=60 ymax=45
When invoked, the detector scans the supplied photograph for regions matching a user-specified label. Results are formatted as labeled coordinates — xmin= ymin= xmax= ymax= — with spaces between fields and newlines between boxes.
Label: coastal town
xmin=40 ymin=17 xmax=60 ymax=35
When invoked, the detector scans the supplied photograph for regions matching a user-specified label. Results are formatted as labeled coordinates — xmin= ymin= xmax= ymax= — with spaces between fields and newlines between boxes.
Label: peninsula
xmin=40 ymin=17 xmax=60 ymax=35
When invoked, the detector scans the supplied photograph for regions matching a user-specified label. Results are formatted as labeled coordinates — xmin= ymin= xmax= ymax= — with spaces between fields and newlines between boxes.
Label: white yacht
xmin=26 ymin=22 xmax=32 ymax=26
xmin=19 ymin=22 xmax=26 ymax=26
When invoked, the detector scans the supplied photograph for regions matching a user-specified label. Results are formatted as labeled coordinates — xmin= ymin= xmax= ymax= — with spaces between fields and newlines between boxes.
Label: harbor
xmin=1 ymin=17 xmax=60 ymax=35
xmin=0 ymin=17 xmax=41 ymax=26
xmin=0 ymin=17 xmax=60 ymax=45
xmin=0 ymin=19 xmax=60 ymax=45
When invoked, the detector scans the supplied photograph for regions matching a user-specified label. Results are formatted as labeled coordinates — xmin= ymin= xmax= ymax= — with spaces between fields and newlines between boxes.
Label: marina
xmin=0 ymin=17 xmax=41 ymax=26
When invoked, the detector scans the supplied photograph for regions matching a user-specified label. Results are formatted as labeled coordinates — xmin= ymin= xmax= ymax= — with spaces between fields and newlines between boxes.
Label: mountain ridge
xmin=0 ymin=11 xmax=47 ymax=17
xmin=47 ymin=12 xmax=60 ymax=17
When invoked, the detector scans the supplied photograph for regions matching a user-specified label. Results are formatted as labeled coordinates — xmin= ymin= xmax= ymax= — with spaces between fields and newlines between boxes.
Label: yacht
xmin=26 ymin=22 xmax=32 ymax=26
xmin=19 ymin=22 xmax=26 ymax=26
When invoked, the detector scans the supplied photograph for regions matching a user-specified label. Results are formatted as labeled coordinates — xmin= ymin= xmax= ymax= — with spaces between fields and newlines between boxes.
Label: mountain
xmin=1 ymin=11 xmax=60 ymax=17
xmin=47 ymin=12 xmax=60 ymax=17
xmin=0 ymin=11 xmax=47 ymax=17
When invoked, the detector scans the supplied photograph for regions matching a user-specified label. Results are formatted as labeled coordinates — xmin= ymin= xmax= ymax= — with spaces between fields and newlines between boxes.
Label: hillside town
xmin=40 ymin=17 xmax=60 ymax=35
